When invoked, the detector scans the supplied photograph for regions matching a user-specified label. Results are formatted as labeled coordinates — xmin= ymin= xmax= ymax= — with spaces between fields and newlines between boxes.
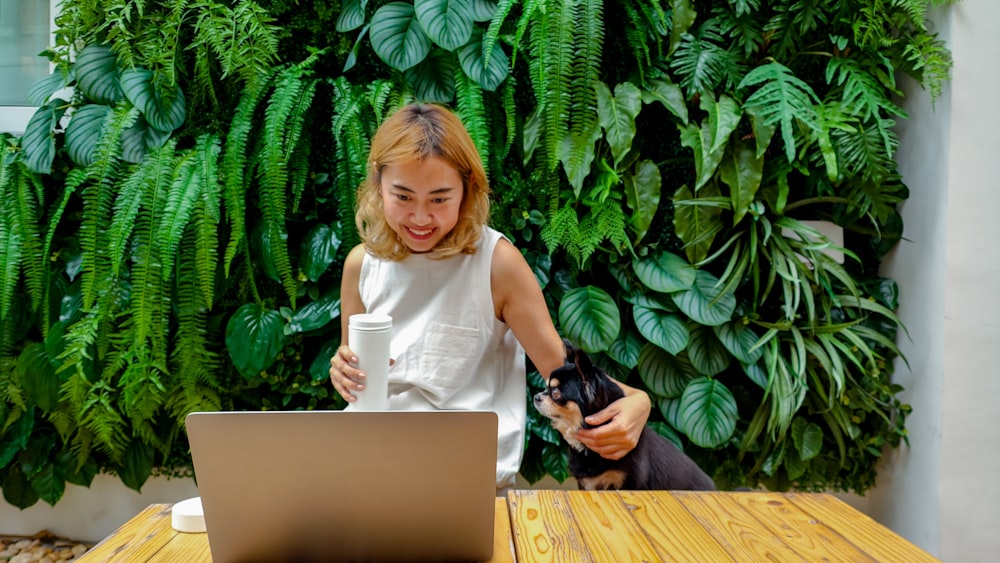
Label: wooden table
xmin=506 ymin=490 xmax=939 ymax=562
xmin=76 ymin=498 xmax=516 ymax=562
xmin=77 ymin=491 xmax=938 ymax=562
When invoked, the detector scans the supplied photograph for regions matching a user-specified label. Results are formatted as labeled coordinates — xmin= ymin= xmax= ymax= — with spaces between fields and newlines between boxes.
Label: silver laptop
xmin=186 ymin=410 xmax=499 ymax=562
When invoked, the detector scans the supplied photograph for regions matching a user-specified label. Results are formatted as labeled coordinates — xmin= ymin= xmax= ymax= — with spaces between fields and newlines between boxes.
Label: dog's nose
xmin=532 ymin=393 xmax=543 ymax=405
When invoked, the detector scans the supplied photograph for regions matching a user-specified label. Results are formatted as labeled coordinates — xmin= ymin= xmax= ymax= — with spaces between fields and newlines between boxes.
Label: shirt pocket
xmin=419 ymin=322 xmax=480 ymax=390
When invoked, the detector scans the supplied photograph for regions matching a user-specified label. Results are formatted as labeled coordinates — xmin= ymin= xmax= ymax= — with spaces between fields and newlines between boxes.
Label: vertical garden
xmin=0 ymin=0 xmax=953 ymax=508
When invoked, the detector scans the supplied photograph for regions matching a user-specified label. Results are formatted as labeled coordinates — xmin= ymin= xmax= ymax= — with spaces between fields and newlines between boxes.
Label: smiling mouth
xmin=406 ymin=226 xmax=434 ymax=237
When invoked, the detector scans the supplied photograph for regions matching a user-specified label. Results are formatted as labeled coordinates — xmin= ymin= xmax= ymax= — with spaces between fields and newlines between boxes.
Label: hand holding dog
xmin=575 ymin=384 xmax=652 ymax=460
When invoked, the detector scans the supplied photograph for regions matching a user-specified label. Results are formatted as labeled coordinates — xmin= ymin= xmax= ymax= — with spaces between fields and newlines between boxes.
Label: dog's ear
xmin=561 ymin=338 xmax=576 ymax=361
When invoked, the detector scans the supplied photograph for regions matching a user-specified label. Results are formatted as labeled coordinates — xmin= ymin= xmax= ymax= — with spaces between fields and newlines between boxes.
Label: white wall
xmin=872 ymin=1 xmax=1000 ymax=560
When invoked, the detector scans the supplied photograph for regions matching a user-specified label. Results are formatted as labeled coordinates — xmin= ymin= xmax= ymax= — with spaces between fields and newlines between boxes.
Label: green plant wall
xmin=0 ymin=0 xmax=953 ymax=507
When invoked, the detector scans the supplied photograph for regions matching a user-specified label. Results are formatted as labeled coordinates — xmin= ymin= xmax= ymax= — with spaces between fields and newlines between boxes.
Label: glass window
xmin=0 ymin=0 xmax=53 ymax=133
xmin=0 ymin=0 xmax=50 ymax=105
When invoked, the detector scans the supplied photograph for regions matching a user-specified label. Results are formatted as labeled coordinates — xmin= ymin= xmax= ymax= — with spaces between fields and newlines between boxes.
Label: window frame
xmin=0 ymin=0 xmax=60 ymax=134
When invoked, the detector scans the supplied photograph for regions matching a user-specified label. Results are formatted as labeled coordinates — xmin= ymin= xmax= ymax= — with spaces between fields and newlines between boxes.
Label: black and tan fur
xmin=533 ymin=340 xmax=716 ymax=491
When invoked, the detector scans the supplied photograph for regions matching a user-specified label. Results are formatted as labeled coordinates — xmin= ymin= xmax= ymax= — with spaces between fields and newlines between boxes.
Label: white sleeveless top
xmin=355 ymin=226 xmax=526 ymax=489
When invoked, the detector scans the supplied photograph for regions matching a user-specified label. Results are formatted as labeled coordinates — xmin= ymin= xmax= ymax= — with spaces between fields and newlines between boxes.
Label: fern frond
xmin=831 ymin=118 xmax=898 ymax=183
xmin=455 ymin=71 xmax=489 ymax=175
xmin=190 ymin=134 xmax=221 ymax=308
xmin=0 ymin=153 xmax=23 ymax=321
xmin=193 ymin=0 xmax=281 ymax=95
xmin=540 ymin=205 xmax=582 ymax=266
xmin=222 ymin=66 xmax=279 ymax=275
xmin=9 ymin=163 xmax=46 ymax=314
xmin=79 ymin=104 xmax=138 ymax=310
xmin=826 ymin=57 xmax=906 ymax=157
xmin=670 ymin=21 xmax=740 ymax=97
xmin=738 ymin=61 xmax=821 ymax=163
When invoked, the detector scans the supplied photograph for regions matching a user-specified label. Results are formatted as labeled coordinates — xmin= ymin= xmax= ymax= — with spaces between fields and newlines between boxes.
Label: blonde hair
xmin=355 ymin=103 xmax=491 ymax=261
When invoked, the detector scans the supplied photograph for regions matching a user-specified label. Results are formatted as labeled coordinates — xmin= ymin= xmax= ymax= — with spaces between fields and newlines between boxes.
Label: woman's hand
xmin=329 ymin=345 xmax=366 ymax=403
xmin=574 ymin=384 xmax=652 ymax=460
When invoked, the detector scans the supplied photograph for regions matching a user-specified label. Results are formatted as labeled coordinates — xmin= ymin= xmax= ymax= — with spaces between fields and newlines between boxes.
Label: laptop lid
xmin=185 ymin=410 xmax=499 ymax=563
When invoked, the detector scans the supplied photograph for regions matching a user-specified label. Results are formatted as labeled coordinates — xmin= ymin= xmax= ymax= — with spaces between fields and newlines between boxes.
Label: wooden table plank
xmin=508 ymin=490 xmax=593 ymax=563
xmin=785 ymin=493 xmax=941 ymax=562
xmin=672 ymin=492 xmax=808 ymax=562
xmin=75 ymin=504 xmax=176 ymax=562
xmin=724 ymin=492 xmax=877 ymax=562
xmin=491 ymin=497 xmax=516 ymax=563
xmin=616 ymin=490 xmax=737 ymax=561
xmin=560 ymin=491 xmax=664 ymax=562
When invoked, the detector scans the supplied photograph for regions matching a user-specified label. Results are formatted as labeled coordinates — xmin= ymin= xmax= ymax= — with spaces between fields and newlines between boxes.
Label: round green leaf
xmin=336 ymin=0 xmax=367 ymax=32
xmin=120 ymin=115 xmax=172 ymax=164
xmin=469 ymin=0 xmax=497 ymax=21
xmin=309 ymin=339 xmax=339 ymax=382
xmin=633 ymin=305 xmax=689 ymax=354
xmin=22 ymin=100 xmax=67 ymax=174
xmin=714 ymin=322 xmax=763 ymax=364
xmin=225 ymin=303 xmax=287 ymax=379
xmin=403 ymin=49 xmax=457 ymax=103
xmin=657 ymin=396 xmax=684 ymax=431
xmin=672 ymin=270 xmax=737 ymax=326
xmin=300 ymin=224 xmax=342 ymax=282
xmin=687 ymin=326 xmax=730 ymax=376
xmin=120 ymin=69 xmax=186 ymax=132
xmin=287 ymin=292 xmax=341 ymax=334
xmin=75 ymin=43 xmax=122 ymax=104
xmin=680 ymin=378 xmax=738 ymax=448
xmin=633 ymin=250 xmax=696 ymax=293
xmin=27 ymin=69 xmax=72 ymax=106
xmin=456 ymin=29 xmax=509 ymax=91
xmin=638 ymin=343 xmax=697 ymax=398
xmin=623 ymin=292 xmax=676 ymax=312
xmin=742 ymin=361 xmax=768 ymax=389
xmin=558 ymin=286 xmax=621 ymax=353
xmin=370 ymin=3 xmax=432 ymax=71
xmin=415 ymin=0 xmax=474 ymax=50
xmin=792 ymin=418 xmax=824 ymax=461
xmin=607 ymin=330 xmax=642 ymax=370
xmin=64 ymin=104 xmax=111 ymax=167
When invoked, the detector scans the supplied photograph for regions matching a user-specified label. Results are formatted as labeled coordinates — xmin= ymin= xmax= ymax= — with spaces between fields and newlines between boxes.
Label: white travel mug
xmin=347 ymin=313 xmax=392 ymax=411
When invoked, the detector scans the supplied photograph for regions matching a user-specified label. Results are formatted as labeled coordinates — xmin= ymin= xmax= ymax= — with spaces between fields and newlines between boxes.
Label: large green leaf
xmin=657 ymin=396 xmax=684 ymax=431
xmin=300 ymin=224 xmax=342 ymax=282
xmin=687 ymin=326 xmax=730 ymax=376
xmin=336 ymin=0 xmax=367 ymax=32
xmin=469 ymin=0 xmax=496 ymax=21
xmin=415 ymin=0 xmax=474 ymax=50
xmin=738 ymin=61 xmax=820 ymax=162
xmin=2 ymin=466 xmax=38 ymax=509
xmin=607 ymin=330 xmax=642 ymax=370
xmin=225 ymin=303 xmax=287 ymax=379
xmin=596 ymin=81 xmax=641 ymax=166
xmin=120 ymin=115 xmax=171 ymax=164
xmin=29 ymin=460 xmax=64 ymax=506
xmin=672 ymin=270 xmax=736 ymax=326
xmin=309 ymin=339 xmax=339 ymax=383
xmin=456 ymin=28 xmax=509 ymax=91
xmin=287 ymin=292 xmax=341 ymax=334
xmin=120 ymin=69 xmax=187 ymax=132
xmin=558 ymin=286 xmax=621 ymax=353
xmin=370 ymin=3 xmax=432 ymax=71
xmin=633 ymin=305 xmax=689 ymax=355
xmin=116 ymin=441 xmax=154 ymax=492
xmin=633 ymin=250 xmax=695 ymax=293
xmin=22 ymin=100 xmax=67 ymax=174
xmin=719 ymin=138 xmax=764 ymax=225
xmin=681 ymin=378 xmax=737 ymax=448
xmin=715 ymin=322 xmax=763 ymax=365
xmin=642 ymin=77 xmax=688 ymax=124
xmin=638 ymin=343 xmax=696 ymax=398
xmin=403 ymin=49 xmax=457 ymax=103
xmin=64 ymin=104 xmax=111 ymax=167
xmin=27 ymin=69 xmax=72 ymax=106
xmin=671 ymin=183 xmax=726 ymax=264
xmin=0 ymin=411 xmax=34 ymax=469
xmin=678 ymin=93 xmax=741 ymax=190
xmin=623 ymin=159 xmax=661 ymax=243
xmin=792 ymin=417 xmax=824 ymax=462
xmin=75 ymin=43 xmax=122 ymax=104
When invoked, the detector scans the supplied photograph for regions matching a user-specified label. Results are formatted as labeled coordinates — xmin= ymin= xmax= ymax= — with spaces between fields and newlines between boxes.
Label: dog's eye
xmin=550 ymin=389 xmax=562 ymax=401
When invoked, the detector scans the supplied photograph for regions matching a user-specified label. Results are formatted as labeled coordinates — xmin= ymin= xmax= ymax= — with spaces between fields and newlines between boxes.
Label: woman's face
xmin=380 ymin=156 xmax=464 ymax=254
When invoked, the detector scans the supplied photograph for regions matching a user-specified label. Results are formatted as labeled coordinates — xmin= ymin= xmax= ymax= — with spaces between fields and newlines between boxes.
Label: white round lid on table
xmin=171 ymin=496 xmax=206 ymax=533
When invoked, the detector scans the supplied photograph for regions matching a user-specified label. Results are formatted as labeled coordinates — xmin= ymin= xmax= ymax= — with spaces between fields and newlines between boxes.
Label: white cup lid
xmin=349 ymin=313 xmax=392 ymax=329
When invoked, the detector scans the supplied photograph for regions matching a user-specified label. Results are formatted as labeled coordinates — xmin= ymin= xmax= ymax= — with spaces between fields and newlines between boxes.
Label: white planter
xmin=0 ymin=473 xmax=198 ymax=543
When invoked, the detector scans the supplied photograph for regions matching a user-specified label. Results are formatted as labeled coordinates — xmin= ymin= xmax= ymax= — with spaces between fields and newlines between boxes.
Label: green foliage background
xmin=0 ymin=0 xmax=954 ymax=507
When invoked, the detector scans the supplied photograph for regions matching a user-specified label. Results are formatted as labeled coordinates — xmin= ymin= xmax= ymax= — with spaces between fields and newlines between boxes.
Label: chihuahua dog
xmin=533 ymin=340 xmax=715 ymax=491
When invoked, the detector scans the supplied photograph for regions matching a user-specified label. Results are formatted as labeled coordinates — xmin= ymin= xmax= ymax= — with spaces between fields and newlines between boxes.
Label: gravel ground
xmin=0 ymin=532 xmax=92 ymax=562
